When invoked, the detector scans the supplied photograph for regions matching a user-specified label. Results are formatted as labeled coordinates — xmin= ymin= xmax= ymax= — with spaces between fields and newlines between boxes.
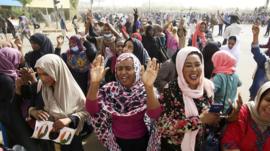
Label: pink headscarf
xmin=176 ymin=47 xmax=214 ymax=151
xmin=192 ymin=21 xmax=207 ymax=48
xmin=212 ymin=50 xmax=236 ymax=74
xmin=0 ymin=47 xmax=21 ymax=79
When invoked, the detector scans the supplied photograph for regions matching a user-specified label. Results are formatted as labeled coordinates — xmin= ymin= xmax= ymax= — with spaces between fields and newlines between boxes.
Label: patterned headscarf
xmin=0 ymin=47 xmax=21 ymax=79
xmin=90 ymin=53 xmax=148 ymax=150
xmin=69 ymin=35 xmax=84 ymax=51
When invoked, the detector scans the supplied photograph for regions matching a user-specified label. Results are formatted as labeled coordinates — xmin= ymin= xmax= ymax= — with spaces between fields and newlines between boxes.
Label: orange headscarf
xmin=192 ymin=21 xmax=207 ymax=49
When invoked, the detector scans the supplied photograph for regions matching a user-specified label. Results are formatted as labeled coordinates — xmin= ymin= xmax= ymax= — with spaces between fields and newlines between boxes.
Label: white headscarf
xmin=221 ymin=35 xmax=240 ymax=64
xmin=176 ymin=47 xmax=214 ymax=151
xmin=247 ymin=81 xmax=270 ymax=132
xmin=35 ymin=54 xmax=88 ymax=134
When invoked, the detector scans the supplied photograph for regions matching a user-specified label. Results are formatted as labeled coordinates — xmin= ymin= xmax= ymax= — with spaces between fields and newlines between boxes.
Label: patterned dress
xmin=155 ymin=80 xmax=212 ymax=151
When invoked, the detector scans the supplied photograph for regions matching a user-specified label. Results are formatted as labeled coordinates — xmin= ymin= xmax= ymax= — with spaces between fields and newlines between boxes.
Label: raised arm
xmin=86 ymin=55 xmax=109 ymax=114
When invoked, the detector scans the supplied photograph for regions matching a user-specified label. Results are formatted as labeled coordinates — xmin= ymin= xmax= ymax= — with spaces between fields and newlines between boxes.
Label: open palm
xmin=142 ymin=58 xmax=160 ymax=87
xmin=90 ymin=55 xmax=108 ymax=83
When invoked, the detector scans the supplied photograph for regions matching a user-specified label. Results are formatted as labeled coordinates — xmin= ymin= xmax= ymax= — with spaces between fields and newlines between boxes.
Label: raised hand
xmin=227 ymin=93 xmax=243 ymax=122
xmin=56 ymin=35 xmax=64 ymax=48
xmin=252 ymin=24 xmax=260 ymax=36
xmin=14 ymin=37 xmax=22 ymax=50
xmin=90 ymin=55 xmax=109 ymax=84
xmin=141 ymin=58 xmax=160 ymax=87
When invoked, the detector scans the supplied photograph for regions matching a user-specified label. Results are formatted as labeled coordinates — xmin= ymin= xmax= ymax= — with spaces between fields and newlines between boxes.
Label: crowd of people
xmin=1 ymin=7 xmax=270 ymax=151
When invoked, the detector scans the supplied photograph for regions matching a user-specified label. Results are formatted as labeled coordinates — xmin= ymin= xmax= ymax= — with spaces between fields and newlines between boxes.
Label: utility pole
xmin=53 ymin=0 xmax=60 ymax=29
xmin=148 ymin=0 xmax=150 ymax=15
xmin=266 ymin=0 xmax=269 ymax=10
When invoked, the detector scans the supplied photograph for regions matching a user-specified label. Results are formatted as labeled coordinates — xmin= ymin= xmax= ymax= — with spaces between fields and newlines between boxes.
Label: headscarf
xmin=91 ymin=53 xmax=148 ymax=150
xmin=69 ymin=35 xmax=84 ymax=51
xmin=203 ymin=42 xmax=220 ymax=79
xmin=0 ymin=47 xmax=21 ymax=79
xmin=212 ymin=50 xmax=237 ymax=74
xmin=131 ymin=32 xmax=142 ymax=42
xmin=35 ymin=54 xmax=88 ymax=134
xmin=175 ymin=47 xmax=214 ymax=151
xmin=247 ymin=81 xmax=270 ymax=132
xmin=125 ymin=38 xmax=146 ymax=65
xmin=29 ymin=33 xmax=54 ymax=54
xmin=220 ymin=35 xmax=240 ymax=64
xmin=192 ymin=21 xmax=207 ymax=49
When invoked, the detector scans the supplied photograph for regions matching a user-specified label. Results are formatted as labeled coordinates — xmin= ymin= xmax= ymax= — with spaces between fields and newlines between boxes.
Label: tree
xmin=16 ymin=0 xmax=32 ymax=13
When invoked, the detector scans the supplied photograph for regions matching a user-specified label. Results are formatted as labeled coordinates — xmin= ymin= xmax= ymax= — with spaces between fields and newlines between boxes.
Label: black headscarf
xmin=25 ymin=33 xmax=54 ymax=69
xmin=142 ymin=25 xmax=162 ymax=61
xmin=202 ymin=42 xmax=220 ymax=79
xmin=29 ymin=33 xmax=54 ymax=54
xmin=125 ymin=38 xmax=146 ymax=65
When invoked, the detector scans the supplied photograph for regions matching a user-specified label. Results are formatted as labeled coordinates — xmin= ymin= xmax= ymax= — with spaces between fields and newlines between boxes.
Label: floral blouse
xmin=157 ymin=80 xmax=212 ymax=149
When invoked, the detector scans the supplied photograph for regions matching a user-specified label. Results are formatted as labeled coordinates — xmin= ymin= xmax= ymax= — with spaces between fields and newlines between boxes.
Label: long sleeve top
xmin=86 ymin=99 xmax=162 ymax=139
xmin=249 ymin=45 xmax=268 ymax=100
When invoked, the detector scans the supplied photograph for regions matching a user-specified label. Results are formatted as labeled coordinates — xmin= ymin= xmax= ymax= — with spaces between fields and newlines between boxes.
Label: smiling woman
xmin=86 ymin=53 xmax=162 ymax=151
xmin=148 ymin=47 xmax=219 ymax=151
xmin=222 ymin=81 xmax=270 ymax=151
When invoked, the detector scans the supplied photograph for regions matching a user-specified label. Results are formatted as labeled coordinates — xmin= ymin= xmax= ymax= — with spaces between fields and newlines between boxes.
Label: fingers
xmin=146 ymin=58 xmax=160 ymax=71
xmin=37 ymin=111 xmax=50 ymax=121
xmin=102 ymin=67 xmax=110 ymax=77
xmin=140 ymin=66 xmax=145 ymax=77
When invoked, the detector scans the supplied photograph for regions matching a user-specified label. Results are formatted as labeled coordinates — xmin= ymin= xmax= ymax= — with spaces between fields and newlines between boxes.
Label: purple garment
xmin=69 ymin=35 xmax=84 ymax=51
xmin=165 ymin=30 xmax=179 ymax=51
xmin=0 ymin=47 xmax=21 ymax=79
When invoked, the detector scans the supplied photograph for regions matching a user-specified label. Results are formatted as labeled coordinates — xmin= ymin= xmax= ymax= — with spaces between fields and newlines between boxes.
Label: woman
xmin=104 ymin=38 xmax=125 ymax=83
xmin=86 ymin=53 xmax=162 ymax=151
xmin=202 ymin=42 xmax=220 ymax=79
xmin=222 ymin=81 xmax=270 ymax=151
xmin=24 ymin=33 xmax=54 ymax=69
xmin=164 ymin=21 xmax=179 ymax=58
xmin=149 ymin=47 xmax=219 ymax=151
xmin=220 ymin=36 xmax=240 ymax=64
xmin=18 ymin=16 xmax=31 ymax=42
xmin=177 ymin=18 xmax=187 ymax=49
xmin=142 ymin=25 xmax=165 ymax=62
xmin=0 ymin=47 xmax=41 ymax=151
xmin=61 ymin=35 xmax=96 ymax=95
xmin=191 ymin=22 xmax=207 ymax=51
xmin=123 ymin=38 xmax=150 ymax=66
xmin=29 ymin=54 xmax=89 ymax=151
xmin=249 ymin=25 xmax=269 ymax=100
xmin=212 ymin=51 xmax=241 ymax=114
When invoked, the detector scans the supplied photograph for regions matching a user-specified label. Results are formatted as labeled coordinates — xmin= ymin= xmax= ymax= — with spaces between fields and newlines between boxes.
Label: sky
xmin=80 ymin=0 xmax=266 ymax=9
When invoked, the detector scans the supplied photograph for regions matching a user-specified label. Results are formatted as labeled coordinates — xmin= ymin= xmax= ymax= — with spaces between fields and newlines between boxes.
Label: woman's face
xmin=116 ymin=58 xmax=136 ymax=88
xmin=69 ymin=40 xmax=77 ymax=48
xmin=123 ymin=41 xmax=134 ymax=53
xmin=258 ymin=92 xmax=270 ymax=123
xmin=228 ymin=39 xmax=236 ymax=49
xmin=36 ymin=68 xmax=55 ymax=87
xmin=31 ymin=42 xmax=40 ymax=51
xmin=199 ymin=23 xmax=206 ymax=32
xmin=182 ymin=53 xmax=202 ymax=89
xmin=116 ymin=41 xmax=124 ymax=55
